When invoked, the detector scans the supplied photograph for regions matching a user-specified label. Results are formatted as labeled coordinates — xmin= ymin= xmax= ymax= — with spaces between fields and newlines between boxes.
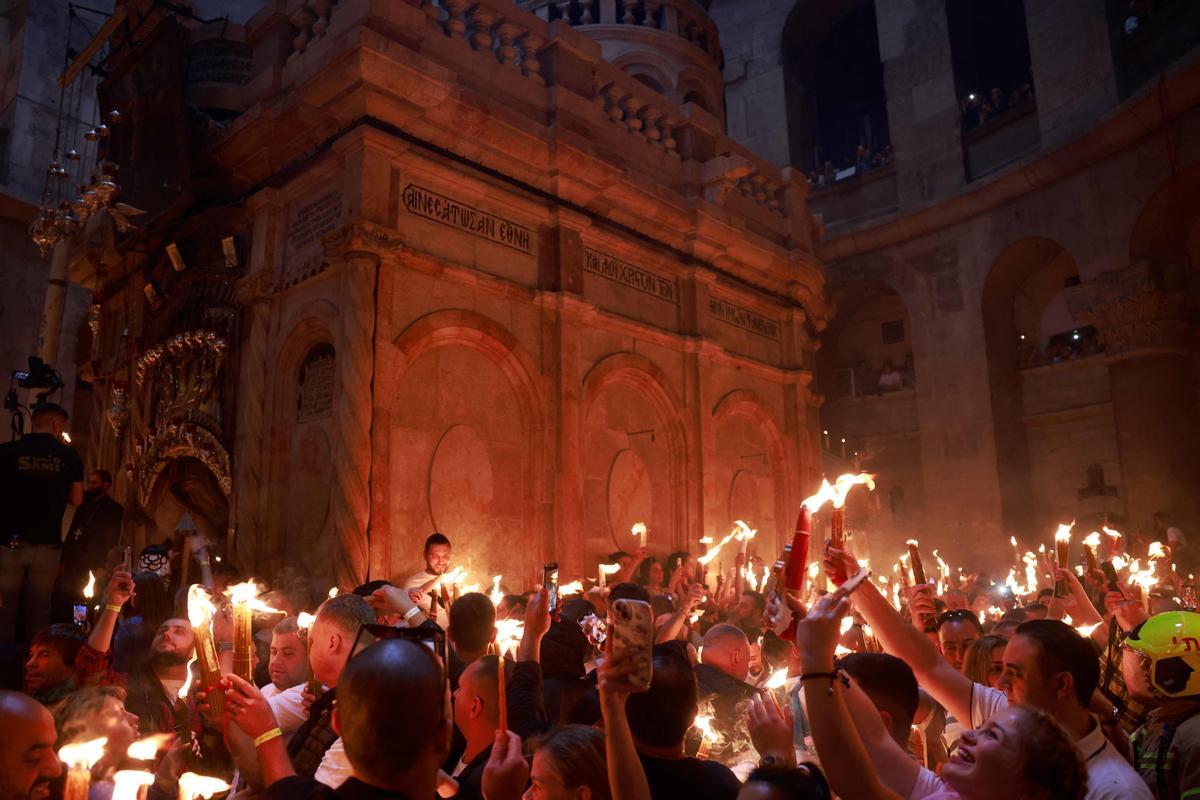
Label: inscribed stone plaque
xmin=583 ymin=248 xmax=678 ymax=304
xmin=708 ymin=296 xmax=781 ymax=340
xmin=402 ymin=184 xmax=533 ymax=254
xmin=284 ymin=189 xmax=344 ymax=287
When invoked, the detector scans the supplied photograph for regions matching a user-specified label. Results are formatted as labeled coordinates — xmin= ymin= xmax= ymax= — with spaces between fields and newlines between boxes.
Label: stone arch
xmin=610 ymin=55 xmax=676 ymax=94
xmin=678 ymin=67 xmax=720 ymax=115
xmin=582 ymin=352 xmax=688 ymax=559
xmin=782 ymin=0 xmax=890 ymax=172
xmin=981 ymin=237 xmax=1103 ymax=539
xmin=711 ymin=389 xmax=793 ymax=557
xmin=817 ymin=277 xmax=922 ymax=548
xmin=383 ymin=309 xmax=544 ymax=581
xmin=1129 ymin=165 xmax=1200 ymax=268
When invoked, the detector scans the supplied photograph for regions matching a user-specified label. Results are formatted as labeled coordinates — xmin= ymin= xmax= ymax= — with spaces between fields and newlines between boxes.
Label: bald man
xmin=696 ymin=624 xmax=757 ymax=742
xmin=0 ymin=690 xmax=61 ymax=800
xmin=261 ymin=638 xmax=452 ymax=799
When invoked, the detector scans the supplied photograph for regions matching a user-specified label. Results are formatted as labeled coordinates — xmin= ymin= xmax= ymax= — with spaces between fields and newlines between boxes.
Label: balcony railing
xmin=521 ymin=0 xmax=720 ymax=63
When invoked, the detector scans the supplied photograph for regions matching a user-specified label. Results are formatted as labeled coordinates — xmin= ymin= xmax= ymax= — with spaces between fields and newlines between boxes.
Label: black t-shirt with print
xmin=0 ymin=432 xmax=83 ymax=545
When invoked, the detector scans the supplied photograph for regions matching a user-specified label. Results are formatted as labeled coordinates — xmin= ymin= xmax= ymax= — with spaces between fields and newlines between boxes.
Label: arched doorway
xmin=140 ymin=457 xmax=230 ymax=558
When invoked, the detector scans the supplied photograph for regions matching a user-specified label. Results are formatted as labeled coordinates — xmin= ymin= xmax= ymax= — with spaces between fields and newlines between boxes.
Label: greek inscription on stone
xmin=288 ymin=190 xmax=344 ymax=254
xmin=708 ymin=297 xmax=780 ymax=340
xmin=402 ymin=184 xmax=533 ymax=254
xmin=583 ymin=249 xmax=678 ymax=304
xmin=298 ymin=346 xmax=335 ymax=423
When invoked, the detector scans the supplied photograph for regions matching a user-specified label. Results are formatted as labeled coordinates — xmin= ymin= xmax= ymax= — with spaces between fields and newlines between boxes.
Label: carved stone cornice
xmin=1066 ymin=260 xmax=1190 ymax=360
xmin=235 ymin=269 xmax=276 ymax=305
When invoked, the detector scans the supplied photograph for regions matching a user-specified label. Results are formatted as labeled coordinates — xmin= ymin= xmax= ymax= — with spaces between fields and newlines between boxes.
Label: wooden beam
xmin=57 ymin=6 xmax=128 ymax=89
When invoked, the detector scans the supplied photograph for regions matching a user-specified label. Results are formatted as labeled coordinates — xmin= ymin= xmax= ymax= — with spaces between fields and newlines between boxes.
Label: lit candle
xmin=598 ymin=563 xmax=621 ymax=589
xmin=297 ymin=611 xmax=323 ymax=699
xmin=1082 ymin=532 xmax=1101 ymax=572
xmin=59 ymin=738 xmax=107 ymax=800
xmin=185 ymin=586 xmax=225 ymax=717
xmin=906 ymin=540 xmax=927 ymax=585
xmin=694 ymin=716 xmax=714 ymax=759
xmin=227 ymin=581 xmax=279 ymax=683
xmin=1054 ymin=523 xmax=1074 ymax=597
xmin=178 ymin=772 xmax=231 ymax=800
xmin=126 ymin=734 xmax=171 ymax=761
xmin=112 ymin=770 xmax=154 ymax=800
xmin=631 ymin=522 xmax=647 ymax=550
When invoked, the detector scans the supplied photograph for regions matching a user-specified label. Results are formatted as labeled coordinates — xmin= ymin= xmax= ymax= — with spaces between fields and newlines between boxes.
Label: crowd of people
xmin=961 ymin=82 xmax=1035 ymax=133
xmin=807 ymin=143 xmax=894 ymax=189
xmin=4 ymin=402 xmax=1200 ymax=800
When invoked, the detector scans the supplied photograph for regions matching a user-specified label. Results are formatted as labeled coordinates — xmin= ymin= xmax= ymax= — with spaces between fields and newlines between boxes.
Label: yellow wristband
xmin=104 ymin=604 xmax=123 ymax=614
xmin=254 ymin=728 xmax=282 ymax=748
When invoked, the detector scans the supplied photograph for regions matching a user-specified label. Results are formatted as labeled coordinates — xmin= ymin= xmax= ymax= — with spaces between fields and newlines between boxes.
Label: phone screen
xmin=543 ymin=563 xmax=559 ymax=614
xmin=73 ymin=604 xmax=87 ymax=626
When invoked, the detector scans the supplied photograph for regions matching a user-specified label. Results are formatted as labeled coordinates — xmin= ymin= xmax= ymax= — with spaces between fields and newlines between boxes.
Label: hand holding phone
xmin=543 ymin=563 xmax=560 ymax=615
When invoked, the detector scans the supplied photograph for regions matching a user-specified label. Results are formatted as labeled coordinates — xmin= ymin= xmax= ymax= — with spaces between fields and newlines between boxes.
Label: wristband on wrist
xmin=254 ymin=728 xmax=282 ymax=748
xmin=403 ymin=605 xmax=423 ymax=621
xmin=104 ymin=604 xmax=123 ymax=614
xmin=216 ymin=641 xmax=234 ymax=653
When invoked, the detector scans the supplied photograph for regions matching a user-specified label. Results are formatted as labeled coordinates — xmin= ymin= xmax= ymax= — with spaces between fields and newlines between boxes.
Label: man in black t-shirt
xmin=0 ymin=403 xmax=83 ymax=643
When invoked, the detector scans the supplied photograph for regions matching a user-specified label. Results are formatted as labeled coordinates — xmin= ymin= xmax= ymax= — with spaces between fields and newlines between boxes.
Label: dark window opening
xmin=881 ymin=319 xmax=905 ymax=345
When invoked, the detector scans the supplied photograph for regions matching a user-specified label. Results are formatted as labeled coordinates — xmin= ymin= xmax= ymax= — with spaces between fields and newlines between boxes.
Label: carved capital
xmin=701 ymin=154 xmax=754 ymax=206
xmin=235 ymin=270 xmax=276 ymax=305
xmin=322 ymin=221 xmax=405 ymax=264
xmin=1066 ymin=261 xmax=1190 ymax=359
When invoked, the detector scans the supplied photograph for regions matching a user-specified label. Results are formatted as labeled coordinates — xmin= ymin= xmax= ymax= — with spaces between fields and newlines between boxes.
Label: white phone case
xmin=610 ymin=598 xmax=654 ymax=689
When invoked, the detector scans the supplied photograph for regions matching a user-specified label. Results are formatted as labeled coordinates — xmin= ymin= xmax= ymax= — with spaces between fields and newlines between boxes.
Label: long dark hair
xmin=634 ymin=556 xmax=662 ymax=587
xmin=531 ymin=725 xmax=611 ymax=800
xmin=130 ymin=571 xmax=172 ymax=634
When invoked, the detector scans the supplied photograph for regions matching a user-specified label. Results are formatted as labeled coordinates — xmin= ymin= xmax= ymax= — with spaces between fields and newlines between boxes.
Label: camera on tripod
xmin=5 ymin=356 xmax=64 ymax=411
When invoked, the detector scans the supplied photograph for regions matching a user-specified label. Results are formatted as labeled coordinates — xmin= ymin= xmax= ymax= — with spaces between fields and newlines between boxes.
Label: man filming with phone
xmin=0 ymin=402 xmax=83 ymax=643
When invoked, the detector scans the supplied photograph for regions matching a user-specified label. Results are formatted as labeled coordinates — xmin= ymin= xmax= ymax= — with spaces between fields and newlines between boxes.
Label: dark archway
xmin=1129 ymin=165 xmax=1200 ymax=268
xmin=782 ymin=0 xmax=890 ymax=173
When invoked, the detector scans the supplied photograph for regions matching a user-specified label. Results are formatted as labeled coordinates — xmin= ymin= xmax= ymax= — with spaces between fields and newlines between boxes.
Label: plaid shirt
xmin=1099 ymin=623 xmax=1152 ymax=735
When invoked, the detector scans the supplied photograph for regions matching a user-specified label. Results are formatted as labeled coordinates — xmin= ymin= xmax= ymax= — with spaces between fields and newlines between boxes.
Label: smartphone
xmin=1101 ymin=561 xmax=1123 ymax=594
xmin=72 ymin=604 xmax=87 ymax=627
xmin=543 ymin=562 xmax=560 ymax=615
xmin=831 ymin=568 xmax=872 ymax=602
xmin=609 ymin=598 xmax=654 ymax=689
xmin=122 ymin=546 xmax=132 ymax=572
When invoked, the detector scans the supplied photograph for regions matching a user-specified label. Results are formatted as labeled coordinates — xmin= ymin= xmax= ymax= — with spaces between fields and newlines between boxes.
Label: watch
xmin=216 ymin=641 xmax=234 ymax=653
xmin=759 ymin=754 xmax=787 ymax=769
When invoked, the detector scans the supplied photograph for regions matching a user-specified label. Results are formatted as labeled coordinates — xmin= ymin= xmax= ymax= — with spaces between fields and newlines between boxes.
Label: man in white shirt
xmin=263 ymin=617 xmax=308 ymax=701
xmin=403 ymin=532 xmax=453 ymax=628
xmin=832 ymin=549 xmax=1151 ymax=800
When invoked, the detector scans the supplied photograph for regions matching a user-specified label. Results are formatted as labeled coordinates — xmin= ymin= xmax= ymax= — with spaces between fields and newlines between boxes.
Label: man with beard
xmin=403 ymin=532 xmax=453 ymax=628
xmin=57 ymin=469 xmax=124 ymax=619
xmin=265 ymin=617 xmax=308 ymax=699
xmin=0 ymin=691 xmax=61 ymax=800
xmin=122 ymin=618 xmax=200 ymax=735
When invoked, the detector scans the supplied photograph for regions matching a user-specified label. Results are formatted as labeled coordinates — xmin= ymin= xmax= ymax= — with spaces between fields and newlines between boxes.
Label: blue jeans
xmin=0 ymin=543 xmax=62 ymax=643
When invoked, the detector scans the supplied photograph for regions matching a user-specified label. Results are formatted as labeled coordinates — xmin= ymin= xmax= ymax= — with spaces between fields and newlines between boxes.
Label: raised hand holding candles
xmin=1054 ymin=522 xmax=1074 ymax=596
xmin=60 ymin=738 xmax=107 ymax=800
xmin=185 ymin=585 xmax=225 ymax=717
xmin=226 ymin=581 xmax=281 ymax=683
xmin=1082 ymin=531 xmax=1101 ymax=572
xmin=631 ymin=521 xmax=647 ymax=550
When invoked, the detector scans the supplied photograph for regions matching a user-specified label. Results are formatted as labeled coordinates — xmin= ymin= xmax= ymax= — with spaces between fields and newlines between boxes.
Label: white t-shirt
xmin=267 ymin=684 xmax=312 ymax=740
xmin=315 ymin=737 xmax=352 ymax=789
xmin=967 ymin=683 xmax=1152 ymax=800
xmin=160 ymin=679 xmax=185 ymax=704
xmin=404 ymin=570 xmax=450 ymax=628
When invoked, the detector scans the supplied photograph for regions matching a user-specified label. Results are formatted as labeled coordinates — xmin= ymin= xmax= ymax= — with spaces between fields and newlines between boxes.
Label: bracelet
xmin=216 ymin=641 xmax=234 ymax=653
xmin=799 ymin=669 xmax=850 ymax=696
xmin=254 ymin=728 xmax=282 ymax=748
xmin=104 ymin=604 xmax=123 ymax=614
xmin=403 ymin=605 xmax=423 ymax=621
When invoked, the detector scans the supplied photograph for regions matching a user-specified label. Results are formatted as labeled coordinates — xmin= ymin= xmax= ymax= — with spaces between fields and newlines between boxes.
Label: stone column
xmin=1068 ymin=261 xmax=1199 ymax=536
xmin=233 ymin=270 xmax=275 ymax=574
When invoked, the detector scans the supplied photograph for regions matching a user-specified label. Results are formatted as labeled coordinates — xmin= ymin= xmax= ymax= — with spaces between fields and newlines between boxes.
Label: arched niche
xmin=582 ymin=353 xmax=687 ymax=564
xmin=386 ymin=310 xmax=543 ymax=584
xmin=140 ymin=457 xmax=230 ymax=558
xmin=783 ymin=0 xmax=890 ymax=172
xmin=711 ymin=389 xmax=791 ymax=561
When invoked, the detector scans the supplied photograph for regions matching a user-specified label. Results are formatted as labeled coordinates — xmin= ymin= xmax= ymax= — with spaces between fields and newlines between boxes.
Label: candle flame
xmin=1075 ymin=622 xmax=1102 ymax=637
xmin=840 ymin=616 xmax=854 ymax=635
xmin=495 ymin=618 xmax=525 ymax=659
xmin=558 ymin=580 xmax=584 ymax=596
xmin=1112 ymin=554 xmax=1128 ymax=571
xmin=126 ymin=734 xmax=171 ymax=760
xmin=179 ymin=652 xmax=197 ymax=700
xmin=1054 ymin=522 xmax=1075 ymax=543
xmin=1103 ymin=526 xmax=1123 ymax=540
xmin=905 ymin=539 xmax=919 ymax=548
xmin=698 ymin=536 xmax=714 ymax=545
xmin=631 ymin=522 xmax=647 ymax=539
xmin=83 ymin=571 xmax=96 ymax=599
xmin=328 ymin=587 xmax=339 ymax=598
xmin=1010 ymin=536 xmax=1018 ymax=547
xmin=490 ymin=575 xmax=504 ymax=607
xmin=59 ymin=737 xmax=107 ymax=769
xmin=697 ymin=520 xmax=758 ymax=566
xmin=764 ymin=667 xmax=789 ymax=690
xmin=227 ymin=581 xmax=282 ymax=614
xmin=802 ymin=472 xmax=876 ymax=512
xmin=1149 ymin=541 xmax=1168 ymax=560
xmin=692 ymin=715 xmax=715 ymax=740
xmin=112 ymin=770 xmax=155 ymax=800
xmin=1083 ymin=531 xmax=1102 ymax=549
xmin=178 ymin=773 xmax=232 ymax=800
xmin=599 ymin=563 xmax=622 ymax=576
xmin=186 ymin=584 xmax=215 ymax=629
xmin=296 ymin=611 xmax=316 ymax=631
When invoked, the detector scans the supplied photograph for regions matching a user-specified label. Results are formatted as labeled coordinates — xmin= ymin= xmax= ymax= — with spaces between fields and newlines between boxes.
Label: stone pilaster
xmin=323 ymin=222 xmax=403 ymax=587
xmin=233 ymin=269 xmax=275 ymax=574
xmin=1068 ymin=261 xmax=1199 ymax=535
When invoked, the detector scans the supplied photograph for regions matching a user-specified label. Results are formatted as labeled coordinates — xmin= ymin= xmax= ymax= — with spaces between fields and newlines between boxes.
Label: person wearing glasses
xmin=934 ymin=610 xmax=985 ymax=673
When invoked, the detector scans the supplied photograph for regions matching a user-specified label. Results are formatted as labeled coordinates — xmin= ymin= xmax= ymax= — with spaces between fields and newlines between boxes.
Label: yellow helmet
xmin=1124 ymin=611 xmax=1200 ymax=698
